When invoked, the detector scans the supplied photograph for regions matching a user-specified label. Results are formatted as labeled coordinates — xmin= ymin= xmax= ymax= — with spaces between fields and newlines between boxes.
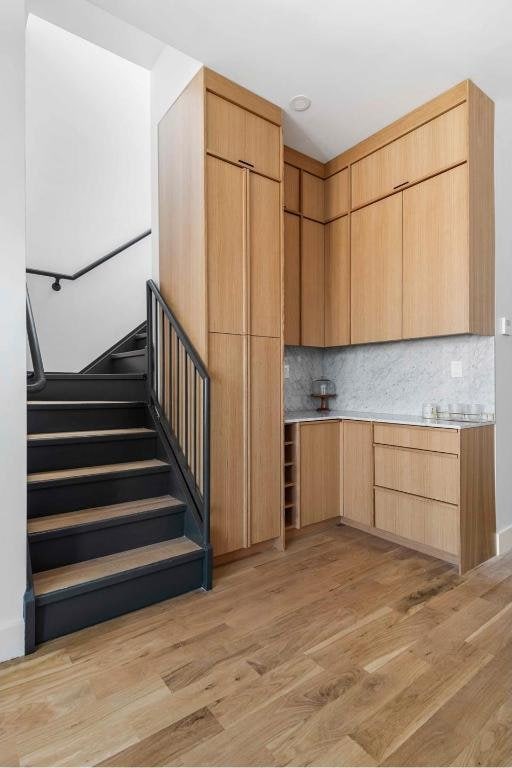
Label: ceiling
xmin=87 ymin=0 xmax=512 ymax=160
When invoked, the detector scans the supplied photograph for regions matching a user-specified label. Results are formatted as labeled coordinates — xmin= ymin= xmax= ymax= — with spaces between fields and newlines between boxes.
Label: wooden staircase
xmin=25 ymin=373 xmax=209 ymax=650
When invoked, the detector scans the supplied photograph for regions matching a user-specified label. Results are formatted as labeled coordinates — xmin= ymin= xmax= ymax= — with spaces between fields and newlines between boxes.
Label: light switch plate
xmin=499 ymin=317 xmax=512 ymax=335
xmin=451 ymin=361 xmax=463 ymax=378
xmin=284 ymin=364 xmax=290 ymax=379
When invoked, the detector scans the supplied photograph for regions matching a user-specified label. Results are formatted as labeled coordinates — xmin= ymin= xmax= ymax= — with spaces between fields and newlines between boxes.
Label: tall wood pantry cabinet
xmin=158 ymin=68 xmax=283 ymax=557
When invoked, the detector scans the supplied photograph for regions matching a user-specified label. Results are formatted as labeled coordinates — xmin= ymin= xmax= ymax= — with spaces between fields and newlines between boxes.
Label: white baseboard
xmin=0 ymin=618 xmax=24 ymax=663
xmin=496 ymin=525 xmax=512 ymax=556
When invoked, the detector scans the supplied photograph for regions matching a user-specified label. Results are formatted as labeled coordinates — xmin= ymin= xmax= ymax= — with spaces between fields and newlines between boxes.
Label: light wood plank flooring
xmin=2 ymin=522 xmax=512 ymax=766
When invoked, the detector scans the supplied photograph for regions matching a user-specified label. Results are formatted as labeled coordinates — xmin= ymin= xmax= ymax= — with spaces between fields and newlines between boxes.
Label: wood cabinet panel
xmin=374 ymin=444 xmax=460 ymax=505
xmin=375 ymin=487 xmax=459 ymax=556
xmin=284 ymin=163 xmax=300 ymax=212
xmin=249 ymin=173 xmax=281 ymax=337
xmin=284 ymin=212 xmax=301 ymax=345
xmin=403 ymin=164 xmax=469 ymax=338
xmin=343 ymin=420 xmax=374 ymax=525
xmin=351 ymin=194 xmax=402 ymax=344
xmin=300 ymin=421 xmax=341 ymax=526
xmin=325 ymin=215 xmax=350 ymax=347
xmin=207 ymin=155 xmax=246 ymax=334
xmin=206 ymin=92 xmax=280 ymax=179
xmin=250 ymin=336 xmax=282 ymax=544
xmin=209 ymin=333 xmax=247 ymax=556
xmin=302 ymin=172 xmax=325 ymax=222
xmin=351 ymin=103 xmax=467 ymax=208
xmin=301 ymin=218 xmax=325 ymax=346
xmin=245 ymin=110 xmax=281 ymax=179
xmin=325 ymin=168 xmax=349 ymax=220
xmin=374 ymin=423 xmax=459 ymax=455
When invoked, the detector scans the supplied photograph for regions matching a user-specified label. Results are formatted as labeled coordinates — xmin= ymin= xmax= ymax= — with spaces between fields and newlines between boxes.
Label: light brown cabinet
xmin=207 ymin=156 xmax=281 ymax=338
xmin=159 ymin=68 xmax=283 ymax=559
xmin=351 ymin=103 xmax=467 ymax=209
xmin=342 ymin=420 xmax=374 ymax=526
xmin=302 ymin=172 xmax=324 ymax=222
xmin=351 ymin=194 xmax=403 ymax=344
xmin=325 ymin=168 xmax=349 ymax=220
xmin=325 ymin=215 xmax=350 ymax=346
xmin=284 ymin=212 xmax=301 ymax=345
xmin=284 ymin=162 xmax=300 ymax=212
xmin=206 ymin=91 xmax=281 ymax=179
xmin=299 ymin=421 xmax=341 ymax=526
xmin=403 ymin=164 xmax=469 ymax=338
xmin=301 ymin=218 xmax=325 ymax=346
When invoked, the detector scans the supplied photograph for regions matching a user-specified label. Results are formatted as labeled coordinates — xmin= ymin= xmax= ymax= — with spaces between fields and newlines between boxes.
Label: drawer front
xmin=374 ymin=444 xmax=459 ymax=504
xmin=374 ymin=423 xmax=459 ymax=454
xmin=351 ymin=103 xmax=467 ymax=209
xmin=375 ymin=487 xmax=459 ymax=556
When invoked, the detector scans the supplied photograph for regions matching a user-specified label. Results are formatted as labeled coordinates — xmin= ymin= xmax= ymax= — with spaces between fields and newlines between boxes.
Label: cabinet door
xmin=207 ymin=156 xmax=246 ymax=334
xmin=325 ymin=168 xmax=349 ymax=220
xmin=284 ymin=163 xmax=300 ymax=212
xmin=343 ymin=420 xmax=374 ymax=526
xmin=325 ymin=215 xmax=350 ymax=347
xmin=207 ymin=92 xmax=280 ymax=179
xmin=244 ymin=110 xmax=281 ymax=179
xmin=300 ymin=421 xmax=341 ymax=526
xmin=403 ymin=164 xmax=469 ymax=338
xmin=250 ymin=336 xmax=282 ymax=544
xmin=249 ymin=173 xmax=281 ymax=337
xmin=302 ymin=172 xmax=325 ymax=221
xmin=284 ymin=212 xmax=301 ymax=345
xmin=301 ymin=218 xmax=325 ymax=346
xmin=351 ymin=104 xmax=467 ymax=208
xmin=351 ymin=194 xmax=402 ymax=344
xmin=206 ymin=92 xmax=246 ymax=168
xmin=209 ymin=333 xmax=247 ymax=556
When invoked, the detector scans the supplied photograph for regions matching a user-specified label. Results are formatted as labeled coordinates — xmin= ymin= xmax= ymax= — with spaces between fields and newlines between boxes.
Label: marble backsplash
xmin=286 ymin=335 xmax=495 ymax=416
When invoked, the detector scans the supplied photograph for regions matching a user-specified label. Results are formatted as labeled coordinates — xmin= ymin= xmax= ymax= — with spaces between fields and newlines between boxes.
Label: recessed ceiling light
xmin=290 ymin=95 xmax=311 ymax=112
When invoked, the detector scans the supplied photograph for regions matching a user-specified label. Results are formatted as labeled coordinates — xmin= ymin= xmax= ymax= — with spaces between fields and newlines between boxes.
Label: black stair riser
xmin=28 ymin=435 xmax=157 ymax=472
xmin=134 ymin=337 xmax=147 ymax=350
xmin=30 ymin=508 xmax=185 ymax=571
xmin=28 ymin=469 xmax=171 ymax=517
xmin=28 ymin=376 xmax=147 ymax=402
xmin=111 ymin=354 xmax=147 ymax=374
xmin=28 ymin=405 xmax=148 ymax=433
xmin=35 ymin=553 xmax=204 ymax=644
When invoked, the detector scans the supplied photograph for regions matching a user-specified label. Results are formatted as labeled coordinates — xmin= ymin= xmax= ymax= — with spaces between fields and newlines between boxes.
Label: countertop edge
xmin=284 ymin=411 xmax=495 ymax=430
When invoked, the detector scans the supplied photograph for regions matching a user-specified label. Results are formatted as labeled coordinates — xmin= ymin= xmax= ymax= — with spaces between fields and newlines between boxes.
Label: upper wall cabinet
xmin=302 ymin=172 xmax=325 ymax=221
xmin=325 ymin=168 xmax=349 ymax=220
xmin=206 ymin=92 xmax=281 ymax=180
xmin=284 ymin=162 xmax=300 ymax=212
xmin=351 ymin=103 xmax=467 ymax=209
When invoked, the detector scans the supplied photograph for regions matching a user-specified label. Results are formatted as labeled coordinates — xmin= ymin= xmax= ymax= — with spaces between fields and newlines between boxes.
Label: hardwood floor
xmin=2 ymin=521 xmax=512 ymax=766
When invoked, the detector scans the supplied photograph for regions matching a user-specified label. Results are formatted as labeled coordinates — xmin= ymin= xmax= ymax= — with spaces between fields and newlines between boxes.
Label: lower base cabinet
xmin=210 ymin=332 xmax=281 ymax=556
xmin=342 ymin=420 xmax=374 ymax=526
xmin=299 ymin=420 xmax=341 ymax=526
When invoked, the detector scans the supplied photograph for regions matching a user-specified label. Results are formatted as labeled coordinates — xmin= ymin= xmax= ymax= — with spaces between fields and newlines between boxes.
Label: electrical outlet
xmin=451 ymin=361 xmax=463 ymax=378
xmin=284 ymin=364 xmax=290 ymax=379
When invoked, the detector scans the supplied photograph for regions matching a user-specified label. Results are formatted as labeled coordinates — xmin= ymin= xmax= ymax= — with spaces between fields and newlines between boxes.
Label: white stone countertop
xmin=284 ymin=409 xmax=494 ymax=430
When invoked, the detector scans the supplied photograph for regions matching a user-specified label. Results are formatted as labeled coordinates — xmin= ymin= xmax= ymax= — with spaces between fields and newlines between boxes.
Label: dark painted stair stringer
xmin=25 ymin=375 xmax=209 ymax=651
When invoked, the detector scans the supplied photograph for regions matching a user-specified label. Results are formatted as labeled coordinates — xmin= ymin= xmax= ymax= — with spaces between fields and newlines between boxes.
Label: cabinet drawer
xmin=374 ymin=444 xmax=459 ymax=504
xmin=375 ymin=487 xmax=459 ymax=556
xmin=351 ymin=103 xmax=467 ymax=208
xmin=374 ymin=423 xmax=459 ymax=454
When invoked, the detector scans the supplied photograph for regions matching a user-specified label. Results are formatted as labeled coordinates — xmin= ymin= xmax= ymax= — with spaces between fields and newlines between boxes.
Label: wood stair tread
xmin=27 ymin=400 xmax=142 ymax=405
xmin=33 ymin=538 xmax=201 ymax=596
xmin=28 ymin=495 xmax=183 ymax=535
xmin=28 ymin=427 xmax=155 ymax=442
xmin=111 ymin=349 xmax=146 ymax=359
xmin=28 ymin=459 xmax=169 ymax=484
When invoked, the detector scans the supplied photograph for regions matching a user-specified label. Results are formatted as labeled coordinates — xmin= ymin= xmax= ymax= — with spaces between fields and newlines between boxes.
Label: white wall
xmin=0 ymin=0 xmax=27 ymax=662
xmin=494 ymin=99 xmax=512 ymax=551
xmin=26 ymin=15 xmax=152 ymax=372
xmin=150 ymin=45 xmax=202 ymax=281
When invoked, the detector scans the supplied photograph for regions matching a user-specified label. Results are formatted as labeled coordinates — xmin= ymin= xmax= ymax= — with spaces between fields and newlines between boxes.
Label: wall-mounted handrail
xmin=146 ymin=280 xmax=210 ymax=548
xmin=26 ymin=286 xmax=46 ymax=393
xmin=26 ymin=229 xmax=151 ymax=291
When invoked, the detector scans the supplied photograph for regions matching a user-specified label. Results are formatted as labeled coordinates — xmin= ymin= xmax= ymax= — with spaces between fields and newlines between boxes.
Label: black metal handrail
xmin=146 ymin=280 xmax=210 ymax=546
xmin=26 ymin=286 xmax=46 ymax=393
xmin=26 ymin=229 xmax=151 ymax=291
